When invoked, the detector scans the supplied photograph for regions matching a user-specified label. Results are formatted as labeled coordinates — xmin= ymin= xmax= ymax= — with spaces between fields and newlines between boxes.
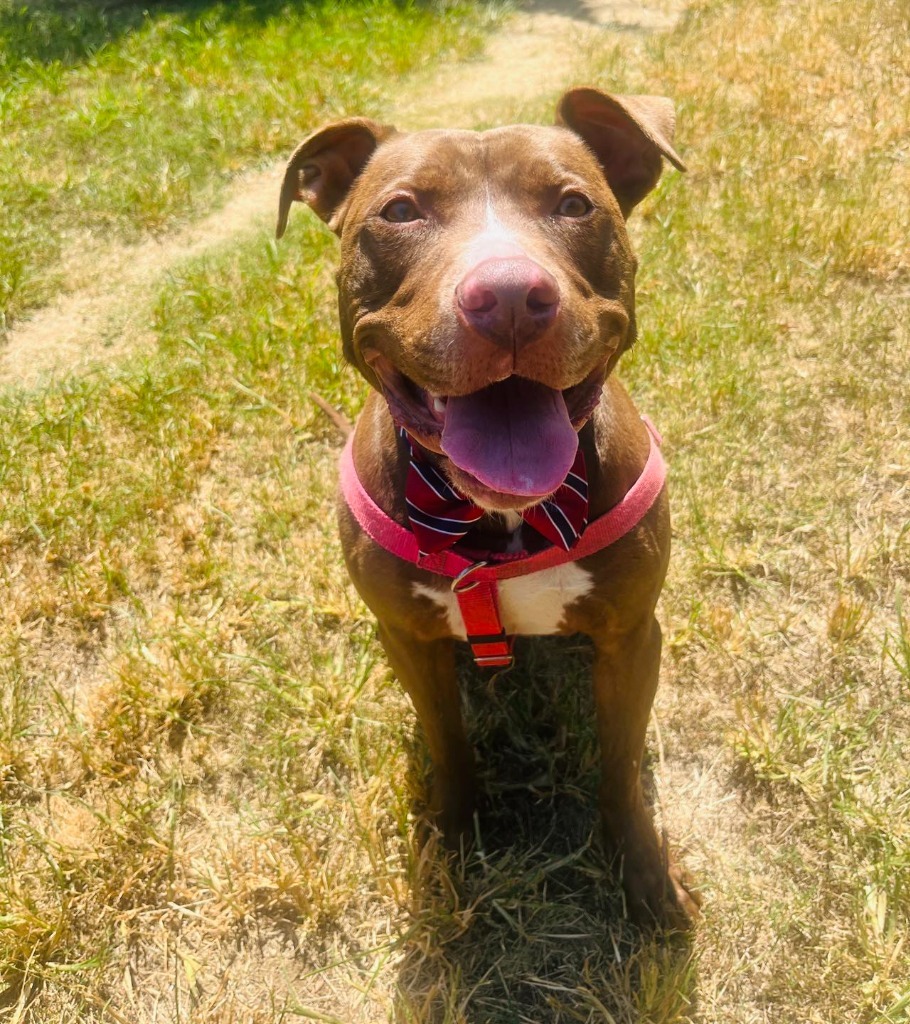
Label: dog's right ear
xmin=276 ymin=117 xmax=396 ymax=239
xmin=556 ymin=88 xmax=686 ymax=217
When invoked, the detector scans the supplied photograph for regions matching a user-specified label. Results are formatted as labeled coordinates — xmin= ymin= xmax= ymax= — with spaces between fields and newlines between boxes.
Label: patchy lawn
xmin=0 ymin=0 xmax=908 ymax=1021
xmin=0 ymin=0 xmax=489 ymax=328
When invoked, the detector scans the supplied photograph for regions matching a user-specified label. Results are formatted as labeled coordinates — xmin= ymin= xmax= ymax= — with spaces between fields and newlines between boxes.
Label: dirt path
xmin=0 ymin=165 xmax=282 ymax=386
xmin=0 ymin=0 xmax=682 ymax=388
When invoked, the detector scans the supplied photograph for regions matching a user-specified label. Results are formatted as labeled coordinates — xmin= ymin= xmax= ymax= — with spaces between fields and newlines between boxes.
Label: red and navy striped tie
xmin=403 ymin=431 xmax=588 ymax=554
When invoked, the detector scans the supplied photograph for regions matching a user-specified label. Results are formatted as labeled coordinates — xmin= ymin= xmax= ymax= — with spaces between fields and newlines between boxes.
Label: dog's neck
xmin=402 ymin=424 xmax=594 ymax=556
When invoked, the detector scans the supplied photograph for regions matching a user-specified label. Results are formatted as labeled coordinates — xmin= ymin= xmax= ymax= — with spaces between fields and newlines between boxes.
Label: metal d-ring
xmin=451 ymin=561 xmax=489 ymax=594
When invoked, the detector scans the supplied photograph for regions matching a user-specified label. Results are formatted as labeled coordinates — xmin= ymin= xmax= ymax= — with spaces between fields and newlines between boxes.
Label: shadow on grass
xmin=395 ymin=636 xmax=698 ymax=1023
xmin=3 ymin=0 xmax=518 ymax=71
xmin=523 ymin=0 xmax=597 ymax=22
xmin=0 ymin=0 xmax=360 ymax=71
xmin=520 ymin=0 xmax=672 ymax=32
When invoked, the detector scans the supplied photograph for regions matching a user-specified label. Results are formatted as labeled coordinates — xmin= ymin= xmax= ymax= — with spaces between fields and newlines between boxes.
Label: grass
xmin=0 ymin=0 xmax=490 ymax=330
xmin=583 ymin=0 xmax=910 ymax=1018
xmin=1 ymin=0 xmax=909 ymax=1020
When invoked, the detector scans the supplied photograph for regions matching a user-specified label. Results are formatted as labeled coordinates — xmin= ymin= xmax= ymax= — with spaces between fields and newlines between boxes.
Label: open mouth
xmin=367 ymin=355 xmax=605 ymax=498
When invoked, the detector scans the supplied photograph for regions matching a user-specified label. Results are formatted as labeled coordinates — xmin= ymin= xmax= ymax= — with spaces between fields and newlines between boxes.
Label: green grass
xmin=1 ymin=0 xmax=909 ymax=1020
xmin=0 ymin=220 xmax=401 ymax=1019
xmin=582 ymin=0 xmax=910 ymax=1017
xmin=0 ymin=0 xmax=489 ymax=330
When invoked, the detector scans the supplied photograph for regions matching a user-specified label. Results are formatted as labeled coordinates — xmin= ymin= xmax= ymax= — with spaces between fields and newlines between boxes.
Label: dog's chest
xmin=413 ymin=562 xmax=595 ymax=639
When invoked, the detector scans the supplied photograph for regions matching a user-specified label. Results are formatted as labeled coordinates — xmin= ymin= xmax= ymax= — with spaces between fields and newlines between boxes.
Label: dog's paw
xmin=621 ymin=847 xmax=702 ymax=932
xmin=662 ymin=859 xmax=703 ymax=930
xmin=604 ymin=811 xmax=701 ymax=931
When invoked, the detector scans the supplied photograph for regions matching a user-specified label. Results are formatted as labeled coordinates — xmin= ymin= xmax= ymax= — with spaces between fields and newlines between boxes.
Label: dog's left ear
xmin=556 ymin=88 xmax=686 ymax=217
xmin=276 ymin=117 xmax=397 ymax=238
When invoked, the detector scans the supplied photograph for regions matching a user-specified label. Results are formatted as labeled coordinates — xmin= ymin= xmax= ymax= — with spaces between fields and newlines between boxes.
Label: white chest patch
xmin=413 ymin=562 xmax=595 ymax=640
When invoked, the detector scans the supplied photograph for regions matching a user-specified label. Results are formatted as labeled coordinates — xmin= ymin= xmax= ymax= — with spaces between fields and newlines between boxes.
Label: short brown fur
xmin=279 ymin=88 xmax=698 ymax=927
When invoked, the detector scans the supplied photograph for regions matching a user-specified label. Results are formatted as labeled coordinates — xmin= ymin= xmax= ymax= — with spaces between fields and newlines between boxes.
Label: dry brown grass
xmin=1 ymin=0 xmax=909 ymax=1021
xmin=589 ymin=0 xmax=910 ymax=1018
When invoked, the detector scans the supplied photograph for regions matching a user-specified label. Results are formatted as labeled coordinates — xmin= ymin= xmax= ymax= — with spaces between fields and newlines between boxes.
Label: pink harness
xmin=340 ymin=418 xmax=666 ymax=668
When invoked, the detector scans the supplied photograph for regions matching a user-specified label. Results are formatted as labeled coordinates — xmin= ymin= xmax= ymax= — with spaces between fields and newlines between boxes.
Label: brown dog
xmin=277 ymin=88 xmax=698 ymax=927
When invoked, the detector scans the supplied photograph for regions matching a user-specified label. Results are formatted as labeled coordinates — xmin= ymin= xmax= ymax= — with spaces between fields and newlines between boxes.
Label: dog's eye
xmin=381 ymin=198 xmax=422 ymax=223
xmin=555 ymin=192 xmax=592 ymax=218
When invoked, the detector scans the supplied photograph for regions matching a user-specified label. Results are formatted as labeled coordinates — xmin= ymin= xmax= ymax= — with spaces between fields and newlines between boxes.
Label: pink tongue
xmin=441 ymin=377 xmax=578 ymax=497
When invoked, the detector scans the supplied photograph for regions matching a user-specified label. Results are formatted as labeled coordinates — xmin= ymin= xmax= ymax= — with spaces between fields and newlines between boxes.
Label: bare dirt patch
xmin=0 ymin=163 xmax=282 ymax=386
xmin=0 ymin=0 xmax=683 ymax=388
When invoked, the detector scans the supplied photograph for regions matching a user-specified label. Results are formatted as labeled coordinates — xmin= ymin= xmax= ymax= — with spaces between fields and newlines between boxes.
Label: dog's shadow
xmin=394 ymin=636 xmax=697 ymax=1023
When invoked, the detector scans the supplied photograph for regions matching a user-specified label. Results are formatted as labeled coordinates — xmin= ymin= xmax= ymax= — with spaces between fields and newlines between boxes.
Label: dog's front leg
xmin=376 ymin=623 xmax=477 ymax=845
xmin=591 ymin=615 xmax=699 ymax=928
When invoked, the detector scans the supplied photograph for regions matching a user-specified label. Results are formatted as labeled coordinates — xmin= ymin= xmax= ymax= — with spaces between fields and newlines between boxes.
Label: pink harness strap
xmin=340 ymin=418 xmax=666 ymax=667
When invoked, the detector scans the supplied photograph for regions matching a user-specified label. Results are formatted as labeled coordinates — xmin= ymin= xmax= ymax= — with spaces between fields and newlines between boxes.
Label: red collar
xmin=340 ymin=417 xmax=666 ymax=669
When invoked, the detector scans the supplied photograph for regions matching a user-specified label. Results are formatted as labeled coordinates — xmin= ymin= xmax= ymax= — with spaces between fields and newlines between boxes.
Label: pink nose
xmin=455 ymin=257 xmax=560 ymax=349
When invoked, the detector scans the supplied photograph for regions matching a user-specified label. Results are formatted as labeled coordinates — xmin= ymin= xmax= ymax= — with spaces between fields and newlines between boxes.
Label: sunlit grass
xmin=1 ymin=0 xmax=908 ymax=1019
xmin=583 ymin=0 xmax=910 ymax=1019
xmin=0 ymin=0 xmax=490 ymax=329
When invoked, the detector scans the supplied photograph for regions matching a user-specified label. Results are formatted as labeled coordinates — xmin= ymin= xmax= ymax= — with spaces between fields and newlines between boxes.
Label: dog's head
xmin=278 ymin=88 xmax=684 ymax=510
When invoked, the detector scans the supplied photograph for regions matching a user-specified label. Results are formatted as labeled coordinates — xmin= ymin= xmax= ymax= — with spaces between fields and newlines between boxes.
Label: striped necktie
xmin=402 ymin=431 xmax=588 ymax=555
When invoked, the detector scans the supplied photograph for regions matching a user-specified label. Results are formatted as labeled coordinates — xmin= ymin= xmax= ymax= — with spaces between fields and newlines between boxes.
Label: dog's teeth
xmin=433 ymin=397 xmax=447 ymax=414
